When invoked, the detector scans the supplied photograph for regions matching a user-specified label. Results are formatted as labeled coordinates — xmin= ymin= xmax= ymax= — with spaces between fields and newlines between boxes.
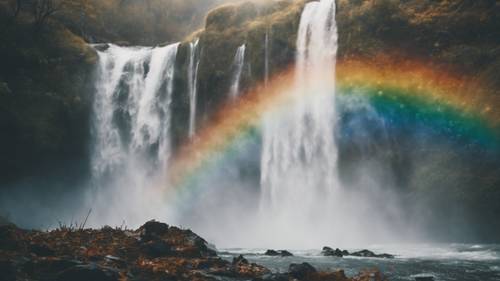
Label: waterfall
xmin=264 ymin=30 xmax=270 ymax=87
xmin=259 ymin=0 xmax=339 ymax=246
xmin=90 ymin=43 xmax=179 ymax=226
xmin=229 ymin=44 xmax=246 ymax=99
xmin=187 ymin=39 xmax=200 ymax=138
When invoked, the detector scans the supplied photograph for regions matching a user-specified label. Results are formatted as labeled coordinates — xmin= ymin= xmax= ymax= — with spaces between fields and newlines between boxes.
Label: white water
xmin=187 ymin=39 xmax=200 ymax=138
xmin=89 ymin=43 xmax=179 ymax=226
xmin=258 ymin=0 xmax=341 ymax=247
xmin=264 ymin=30 xmax=270 ymax=87
xmin=229 ymin=44 xmax=246 ymax=99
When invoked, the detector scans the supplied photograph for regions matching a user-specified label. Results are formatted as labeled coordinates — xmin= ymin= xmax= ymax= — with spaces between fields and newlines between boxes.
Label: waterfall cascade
xmin=259 ymin=0 xmax=339 ymax=246
xmin=264 ymin=31 xmax=270 ymax=87
xmin=187 ymin=39 xmax=200 ymax=138
xmin=90 ymin=43 xmax=179 ymax=225
xmin=229 ymin=44 xmax=246 ymax=99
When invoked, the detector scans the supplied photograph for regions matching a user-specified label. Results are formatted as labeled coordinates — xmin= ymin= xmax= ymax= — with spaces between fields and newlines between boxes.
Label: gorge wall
xmin=0 ymin=0 xmax=499 ymax=242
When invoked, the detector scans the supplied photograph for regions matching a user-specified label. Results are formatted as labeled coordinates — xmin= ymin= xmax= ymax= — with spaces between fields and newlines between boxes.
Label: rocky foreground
xmin=0 ymin=221 xmax=386 ymax=281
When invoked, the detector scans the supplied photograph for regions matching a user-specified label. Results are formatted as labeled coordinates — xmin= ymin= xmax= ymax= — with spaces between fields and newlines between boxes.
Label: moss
xmin=169 ymin=0 xmax=307 ymax=146
xmin=0 ymin=5 xmax=95 ymax=186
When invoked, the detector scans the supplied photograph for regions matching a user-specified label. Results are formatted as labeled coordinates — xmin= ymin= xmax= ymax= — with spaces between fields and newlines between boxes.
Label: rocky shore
xmin=0 ymin=220 xmax=386 ymax=281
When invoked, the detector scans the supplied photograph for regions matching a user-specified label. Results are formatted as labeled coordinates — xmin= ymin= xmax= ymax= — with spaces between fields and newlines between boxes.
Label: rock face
xmin=0 ymin=221 xmax=386 ymax=281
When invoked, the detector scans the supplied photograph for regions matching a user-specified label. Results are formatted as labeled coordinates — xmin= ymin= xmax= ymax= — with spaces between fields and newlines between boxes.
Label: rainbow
xmin=165 ymin=55 xmax=500 ymax=194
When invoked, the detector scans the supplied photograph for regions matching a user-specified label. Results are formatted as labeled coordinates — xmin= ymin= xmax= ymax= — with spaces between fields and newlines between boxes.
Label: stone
xmin=139 ymin=220 xmax=169 ymax=239
xmin=29 ymin=243 xmax=55 ymax=257
xmin=264 ymin=249 xmax=293 ymax=257
xmin=322 ymin=246 xmax=345 ymax=257
xmin=232 ymin=255 xmax=248 ymax=265
xmin=350 ymin=249 xmax=394 ymax=259
xmin=289 ymin=262 xmax=317 ymax=279
xmin=93 ymin=44 xmax=110 ymax=52
xmin=0 ymin=225 xmax=23 ymax=251
xmin=141 ymin=240 xmax=172 ymax=257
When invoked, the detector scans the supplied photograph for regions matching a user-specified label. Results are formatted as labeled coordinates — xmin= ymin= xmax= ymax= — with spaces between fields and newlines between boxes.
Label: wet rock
xmin=322 ymin=246 xmax=347 ymax=257
xmin=289 ymin=262 xmax=317 ymax=279
xmin=29 ymin=243 xmax=55 ymax=257
xmin=353 ymin=269 xmax=388 ymax=281
xmin=350 ymin=250 xmax=394 ymax=259
xmin=232 ymin=255 xmax=248 ymax=265
xmin=139 ymin=220 xmax=169 ymax=240
xmin=56 ymin=264 xmax=120 ymax=281
xmin=93 ymin=44 xmax=110 ymax=52
xmin=141 ymin=240 xmax=172 ymax=257
xmin=264 ymin=249 xmax=293 ymax=257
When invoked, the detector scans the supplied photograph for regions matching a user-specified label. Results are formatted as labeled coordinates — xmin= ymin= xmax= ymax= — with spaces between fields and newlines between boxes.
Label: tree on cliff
xmin=31 ymin=0 xmax=62 ymax=29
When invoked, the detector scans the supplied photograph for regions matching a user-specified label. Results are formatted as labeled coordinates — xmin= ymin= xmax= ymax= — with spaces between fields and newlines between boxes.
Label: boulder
xmin=141 ymin=240 xmax=172 ymax=257
xmin=29 ymin=243 xmax=55 ymax=257
xmin=289 ymin=262 xmax=317 ymax=279
xmin=0 ymin=225 xmax=23 ymax=251
xmin=139 ymin=220 xmax=169 ymax=240
xmin=264 ymin=249 xmax=293 ymax=257
xmin=353 ymin=269 xmax=388 ymax=281
xmin=322 ymin=246 xmax=346 ymax=257
xmin=350 ymin=250 xmax=394 ymax=259
xmin=232 ymin=255 xmax=248 ymax=265
xmin=92 ymin=44 xmax=110 ymax=52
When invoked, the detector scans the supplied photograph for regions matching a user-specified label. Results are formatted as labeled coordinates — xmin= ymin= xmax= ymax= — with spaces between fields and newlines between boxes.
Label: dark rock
xmin=289 ymin=262 xmax=317 ymax=279
xmin=41 ymin=259 xmax=81 ymax=272
xmin=93 ymin=44 xmax=110 ymax=52
xmin=141 ymin=240 xmax=172 ymax=257
xmin=350 ymin=250 xmax=376 ymax=257
xmin=56 ymin=264 xmax=120 ymax=281
xmin=264 ymin=249 xmax=293 ymax=257
xmin=139 ymin=220 xmax=169 ymax=239
xmin=0 ymin=260 xmax=16 ymax=281
xmin=232 ymin=255 xmax=248 ymax=265
xmin=279 ymin=250 xmax=293 ymax=257
xmin=29 ymin=243 xmax=55 ymax=257
xmin=264 ymin=249 xmax=279 ymax=256
xmin=377 ymin=253 xmax=395 ymax=259
xmin=322 ymin=246 xmax=346 ymax=257
xmin=350 ymin=249 xmax=394 ymax=259
xmin=0 ymin=225 xmax=23 ymax=251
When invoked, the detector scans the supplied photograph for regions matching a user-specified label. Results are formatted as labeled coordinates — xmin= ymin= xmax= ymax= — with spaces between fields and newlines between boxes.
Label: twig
xmin=80 ymin=208 xmax=92 ymax=230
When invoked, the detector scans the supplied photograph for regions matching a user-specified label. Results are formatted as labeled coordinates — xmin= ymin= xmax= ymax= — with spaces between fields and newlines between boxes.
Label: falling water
xmin=89 ymin=43 xmax=179 ymax=226
xmin=229 ymin=44 xmax=246 ymax=99
xmin=259 ymin=0 xmax=339 ymax=247
xmin=187 ymin=39 xmax=200 ymax=138
xmin=264 ymin=30 xmax=270 ymax=87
